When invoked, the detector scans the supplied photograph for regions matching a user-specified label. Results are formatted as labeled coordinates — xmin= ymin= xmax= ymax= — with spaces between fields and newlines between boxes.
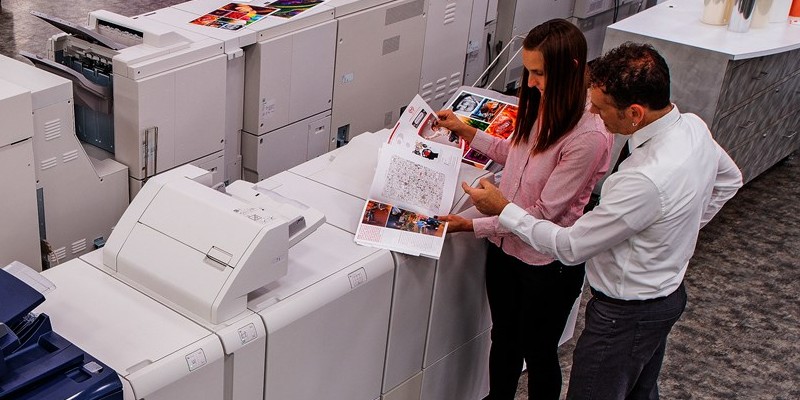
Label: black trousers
xmin=566 ymin=283 xmax=687 ymax=400
xmin=484 ymin=244 xmax=586 ymax=400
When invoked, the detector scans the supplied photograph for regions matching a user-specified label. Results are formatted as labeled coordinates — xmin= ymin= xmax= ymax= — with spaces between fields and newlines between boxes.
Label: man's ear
xmin=628 ymin=104 xmax=646 ymax=126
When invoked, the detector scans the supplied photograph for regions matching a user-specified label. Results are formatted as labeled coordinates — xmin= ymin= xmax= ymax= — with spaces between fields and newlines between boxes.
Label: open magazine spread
xmin=447 ymin=89 xmax=519 ymax=169
xmin=354 ymin=95 xmax=464 ymax=259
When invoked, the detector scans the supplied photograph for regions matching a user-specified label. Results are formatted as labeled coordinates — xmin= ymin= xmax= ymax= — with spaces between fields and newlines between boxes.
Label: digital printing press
xmin=138 ymin=0 xmax=470 ymax=179
xmin=10 ymin=123 xmax=493 ymax=400
xmin=0 ymin=262 xmax=123 ymax=400
xmin=258 ymin=128 xmax=494 ymax=399
xmin=23 ymin=10 xmax=232 ymax=193
xmin=4 ymin=0 xmax=488 ymax=269
xmin=0 ymin=54 xmax=129 ymax=271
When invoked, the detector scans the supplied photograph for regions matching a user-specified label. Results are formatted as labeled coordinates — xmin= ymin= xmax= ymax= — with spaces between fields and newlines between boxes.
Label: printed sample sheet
xmin=355 ymin=95 xmax=463 ymax=259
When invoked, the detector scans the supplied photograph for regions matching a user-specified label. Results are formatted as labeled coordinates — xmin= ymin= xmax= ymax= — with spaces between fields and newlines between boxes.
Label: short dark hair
xmin=589 ymin=42 xmax=671 ymax=110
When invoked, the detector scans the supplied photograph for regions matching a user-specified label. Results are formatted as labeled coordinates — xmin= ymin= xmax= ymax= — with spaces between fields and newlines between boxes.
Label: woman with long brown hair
xmin=436 ymin=19 xmax=612 ymax=399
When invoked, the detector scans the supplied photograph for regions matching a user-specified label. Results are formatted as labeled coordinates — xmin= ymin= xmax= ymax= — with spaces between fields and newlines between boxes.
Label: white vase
xmin=702 ymin=0 xmax=735 ymax=24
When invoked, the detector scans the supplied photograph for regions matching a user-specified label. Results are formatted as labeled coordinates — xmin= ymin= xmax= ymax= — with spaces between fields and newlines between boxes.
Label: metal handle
xmin=143 ymin=126 xmax=158 ymax=178
xmin=472 ymin=34 xmax=526 ymax=87
xmin=783 ymin=130 xmax=798 ymax=139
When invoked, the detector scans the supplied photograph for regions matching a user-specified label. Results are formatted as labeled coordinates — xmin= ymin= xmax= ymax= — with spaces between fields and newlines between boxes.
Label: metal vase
xmin=728 ymin=0 xmax=758 ymax=31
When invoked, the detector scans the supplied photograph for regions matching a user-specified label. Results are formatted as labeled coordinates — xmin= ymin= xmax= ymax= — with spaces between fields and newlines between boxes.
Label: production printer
xmin=27 ymin=125 xmax=495 ymax=400
xmin=0 ymin=262 xmax=122 ymax=399
xmin=30 ymin=163 xmax=338 ymax=400
xmin=0 ymin=54 xmax=128 ymax=270
xmin=254 ymin=127 xmax=494 ymax=400
xmin=0 ymin=76 xmax=40 ymax=270
xmin=138 ymin=0 xmax=432 ymax=179
xmin=24 ymin=9 xmax=232 ymax=195
xmin=27 ymin=164 xmax=400 ymax=400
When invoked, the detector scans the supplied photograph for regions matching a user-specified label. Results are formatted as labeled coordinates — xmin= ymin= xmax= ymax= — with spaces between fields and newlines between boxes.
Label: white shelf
xmin=608 ymin=0 xmax=800 ymax=60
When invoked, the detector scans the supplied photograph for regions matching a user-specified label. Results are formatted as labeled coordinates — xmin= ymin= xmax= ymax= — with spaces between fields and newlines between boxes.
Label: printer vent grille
xmin=41 ymin=157 xmax=58 ymax=170
xmin=71 ymin=239 xmax=87 ymax=254
xmin=48 ymin=247 xmax=67 ymax=263
xmin=44 ymin=119 xmax=62 ymax=141
xmin=385 ymin=0 xmax=424 ymax=26
xmin=382 ymin=35 xmax=401 ymax=56
xmin=63 ymin=149 xmax=79 ymax=163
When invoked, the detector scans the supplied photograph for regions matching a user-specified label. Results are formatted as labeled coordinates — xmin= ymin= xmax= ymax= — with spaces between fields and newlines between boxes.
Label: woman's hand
xmin=435 ymin=110 xmax=477 ymax=143
xmin=438 ymin=214 xmax=474 ymax=233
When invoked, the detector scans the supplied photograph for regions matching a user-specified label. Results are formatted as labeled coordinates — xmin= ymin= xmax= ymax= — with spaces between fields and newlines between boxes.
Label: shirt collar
xmin=629 ymin=104 xmax=680 ymax=149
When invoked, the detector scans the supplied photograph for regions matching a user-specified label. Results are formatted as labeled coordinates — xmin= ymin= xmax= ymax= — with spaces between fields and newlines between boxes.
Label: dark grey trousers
xmin=566 ymin=283 xmax=687 ymax=400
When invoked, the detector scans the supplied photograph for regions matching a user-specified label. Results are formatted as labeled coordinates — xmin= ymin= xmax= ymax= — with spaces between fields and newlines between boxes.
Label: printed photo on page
xmin=446 ymin=89 xmax=518 ymax=169
xmin=354 ymin=95 xmax=462 ymax=259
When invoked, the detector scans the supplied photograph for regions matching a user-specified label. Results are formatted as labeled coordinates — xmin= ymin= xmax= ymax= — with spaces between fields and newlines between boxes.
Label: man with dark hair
xmin=459 ymin=42 xmax=743 ymax=399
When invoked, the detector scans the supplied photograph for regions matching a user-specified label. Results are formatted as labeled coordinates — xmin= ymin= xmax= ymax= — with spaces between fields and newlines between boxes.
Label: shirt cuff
xmin=472 ymin=216 xmax=493 ymax=238
xmin=499 ymin=202 xmax=530 ymax=230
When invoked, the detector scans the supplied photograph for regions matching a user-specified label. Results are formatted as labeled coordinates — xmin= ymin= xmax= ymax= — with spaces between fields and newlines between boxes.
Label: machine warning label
xmin=233 ymin=207 xmax=272 ymax=225
xmin=185 ymin=349 xmax=207 ymax=371
xmin=348 ymin=268 xmax=368 ymax=289
xmin=238 ymin=323 xmax=258 ymax=345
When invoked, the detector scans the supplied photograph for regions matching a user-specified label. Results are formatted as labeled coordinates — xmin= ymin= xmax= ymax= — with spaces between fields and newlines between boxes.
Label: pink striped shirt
xmin=470 ymin=106 xmax=612 ymax=265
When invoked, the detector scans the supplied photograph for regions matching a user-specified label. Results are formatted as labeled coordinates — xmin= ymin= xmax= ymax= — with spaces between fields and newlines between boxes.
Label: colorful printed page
xmin=268 ymin=0 xmax=326 ymax=18
xmin=354 ymin=95 xmax=463 ymax=259
xmin=190 ymin=3 xmax=277 ymax=30
xmin=190 ymin=0 xmax=328 ymax=29
xmin=447 ymin=89 xmax=519 ymax=169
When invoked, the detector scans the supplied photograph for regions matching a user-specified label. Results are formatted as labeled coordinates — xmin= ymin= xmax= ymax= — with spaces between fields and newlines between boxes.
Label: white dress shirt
xmin=498 ymin=106 xmax=743 ymax=300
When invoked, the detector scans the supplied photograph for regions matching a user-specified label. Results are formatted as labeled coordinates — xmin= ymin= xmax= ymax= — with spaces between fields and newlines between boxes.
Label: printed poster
xmin=190 ymin=3 xmax=277 ymax=30
xmin=446 ymin=90 xmax=518 ymax=169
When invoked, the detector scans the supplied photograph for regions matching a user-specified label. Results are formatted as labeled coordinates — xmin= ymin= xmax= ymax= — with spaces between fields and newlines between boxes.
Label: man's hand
xmin=462 ymin=178 xmax=510 ymax=216
xmin=438 ymin=214 xmax=473 ymax=233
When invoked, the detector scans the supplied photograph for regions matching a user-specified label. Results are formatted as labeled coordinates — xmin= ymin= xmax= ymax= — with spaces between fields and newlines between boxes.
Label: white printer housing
xmin=103 ymin=164 xmax=324 ymax=324
xmin=0 ymin=54 xmax=129 ymax=270
xmin=41 ymin=10 xmax=230 ymax=195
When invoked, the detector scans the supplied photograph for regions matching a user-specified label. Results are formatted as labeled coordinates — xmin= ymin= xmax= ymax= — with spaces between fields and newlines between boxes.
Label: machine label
xmin=185 ymin=349 xmax=207 ymax=371
xmin=238 ymin=323 xmax=258 ymax=345
xmin=261 ymin=98 xmax=276 ymax=121
xmin=233 ymin=207 xmax=273 ymax=225
xmin=348 ymin=268 xmax=368 ymax=289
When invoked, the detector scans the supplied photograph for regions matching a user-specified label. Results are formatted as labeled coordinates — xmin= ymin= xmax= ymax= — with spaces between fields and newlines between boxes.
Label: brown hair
xmin=512 ymin=19 xmax=588 ymax=154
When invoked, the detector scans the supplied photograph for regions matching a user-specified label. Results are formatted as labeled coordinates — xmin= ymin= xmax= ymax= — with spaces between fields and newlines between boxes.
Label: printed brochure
xmin=354 ymin=95 xmax=464 ymax=259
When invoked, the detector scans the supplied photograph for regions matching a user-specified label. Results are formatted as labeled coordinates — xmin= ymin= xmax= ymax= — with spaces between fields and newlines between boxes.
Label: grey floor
xmin=2 ymin=1 xmax=798 ymax=399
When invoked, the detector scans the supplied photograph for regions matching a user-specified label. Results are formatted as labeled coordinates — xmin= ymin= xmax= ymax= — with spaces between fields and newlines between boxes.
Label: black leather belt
xmin=590 ymin=288 xmax=668 ymax=305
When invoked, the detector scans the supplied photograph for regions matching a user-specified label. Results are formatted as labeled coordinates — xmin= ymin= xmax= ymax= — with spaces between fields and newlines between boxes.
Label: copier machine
xmin=25 ymin=125 xmax=497 ymax=400
xmin=26 ymin=163 xmax=398 ymax=400
xmin=23 ymin=9 xmax=233 ymax=196
xmin=138 ymin=0 xmax=431 ymax=179
xmin=256 ymin=127 xmax=495 ymax=400
xmin=0 ymin=77 xmax=40 ymax=270
xmin=0 ymin=262 xmax=123 ymax=399
xmin=0 ymin=54 xmax=128 ymax=270
xmin=33 ymin=164 xmax=317 ymax=399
